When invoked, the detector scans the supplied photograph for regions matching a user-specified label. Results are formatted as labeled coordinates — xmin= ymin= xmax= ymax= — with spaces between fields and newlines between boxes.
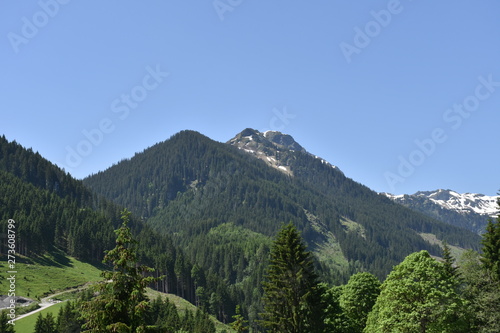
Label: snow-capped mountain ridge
xmin=383 ymin=190 xmax=498 ymax=234
xmin=413 ymin=189 xmax=498 ymax=216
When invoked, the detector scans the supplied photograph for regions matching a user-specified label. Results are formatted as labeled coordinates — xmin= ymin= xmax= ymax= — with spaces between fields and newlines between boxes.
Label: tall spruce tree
xmin=459 ymin=249 xmax=500 ymax=333
xmin=459 ymin=195 xmax=500 ymax=333
xmin=80 ymin=209 xmax=158 ymax=332
xmin=442 ymin=241 xmax=459 ymax=280
xmin=57 ymin=301 xmax=82 ymax=333
xmin=34 ymin=313 xmax=57 ymax=333
xmin=0 ymin=311 xmax=15 ymax=333
xmin=231 ymin=305 xmax=248 ymax=333
xmin=481 ymin=197 xmax=500 ymax=281
xmin=261 ymin=223 xmax=324 ymax=333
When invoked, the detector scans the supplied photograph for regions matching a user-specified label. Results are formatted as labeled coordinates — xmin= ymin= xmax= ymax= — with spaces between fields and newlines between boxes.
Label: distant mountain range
xmin=383 ymin=190 xmax=499 ymax=234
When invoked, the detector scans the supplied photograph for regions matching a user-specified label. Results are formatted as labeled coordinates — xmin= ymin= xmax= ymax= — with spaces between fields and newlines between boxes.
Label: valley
xmin=0 ymin=129 xmax=497 ymax=332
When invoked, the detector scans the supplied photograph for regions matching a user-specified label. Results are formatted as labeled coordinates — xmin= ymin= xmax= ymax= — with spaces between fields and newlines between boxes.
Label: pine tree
xmin=481 ymin=198 xmax=500 ymax=280
xmin=34 ymin=313 xmax=57 ymax=333
xmin=57 ymin=301 xmax=82 ymax=333
xmin=80 ymin=209 xmax=159 ymax=332
xmin=231 ymin=305 xmax=248 ymax=332
xmin=442 ymin=241 xmax=458 ymax=279
xmin=261 ymin=223 xmax=324 ymax=333
xmin=0 ymin=311 xmax=15 ymax=333
xmin=458 ymin=249 xmax=500 ymax=332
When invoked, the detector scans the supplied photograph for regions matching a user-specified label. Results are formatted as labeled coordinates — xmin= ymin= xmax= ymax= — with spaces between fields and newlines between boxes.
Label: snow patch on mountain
xmin=416 ymin=190 xmax=498 ymax=216
xmin=227 ymin=128 xmax=341 ymax=176
xmin=384 ymin=189 xmax=499 ymax=217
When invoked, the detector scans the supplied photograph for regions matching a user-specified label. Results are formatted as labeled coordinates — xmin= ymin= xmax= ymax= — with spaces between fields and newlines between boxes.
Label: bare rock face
xmin=227 ymin=128 xmax=341 ymax=177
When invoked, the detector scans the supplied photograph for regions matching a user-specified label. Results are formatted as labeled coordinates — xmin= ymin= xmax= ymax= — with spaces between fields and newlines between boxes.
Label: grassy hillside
xmin=13 ymin=301 xmax=66 ymax=332
xmin=14 ymin=292 xmax=236 ymax=333
xmin=147 ymin=289 xmax=237 ymax=333
xmin=7 ymin=251 xmax=234 ymax=332
xmin=0 ymin=249 xmax=103 ymax=300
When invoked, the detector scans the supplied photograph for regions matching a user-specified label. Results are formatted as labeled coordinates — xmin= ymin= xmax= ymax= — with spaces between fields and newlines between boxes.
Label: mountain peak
xmin=227 ymin=128 xmax=340 ymax=176
xmin=227 ymin=128 xmax=294 ymax=175
xmin=262 ymin=131 xmax=307 ymax=152
xmin=230 ymin=128 xmax=305 ymax=152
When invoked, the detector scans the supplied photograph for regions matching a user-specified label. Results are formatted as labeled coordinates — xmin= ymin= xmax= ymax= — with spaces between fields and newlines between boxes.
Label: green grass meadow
xmin=1 ymin=250 xmax=103 ymax=300
xmin=13 ymin=301 xmax=67 ymax=332
xmin=1 ymin=250 xmax=234 ymax=332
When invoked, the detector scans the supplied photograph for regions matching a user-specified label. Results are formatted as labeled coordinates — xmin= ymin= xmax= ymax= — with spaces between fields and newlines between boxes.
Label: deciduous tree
xmin=365 ymin=250 xmax=470 ymax=333
xmin=340 ymin=272 xmax=380 ymax=332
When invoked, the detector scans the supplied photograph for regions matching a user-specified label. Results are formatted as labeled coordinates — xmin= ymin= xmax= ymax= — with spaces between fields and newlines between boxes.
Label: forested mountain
xmin=0 ymin=135 xmax=236 ymax=323
xmin=83 ymin=129 xmax=482 ymax=328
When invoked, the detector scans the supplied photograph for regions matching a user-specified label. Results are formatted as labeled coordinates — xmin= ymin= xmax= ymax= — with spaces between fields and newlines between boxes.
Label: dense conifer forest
xmin=1 ymin=132 xmax=497 ymax=332
xmin=0 ymin=135 xmax=237 ymax=323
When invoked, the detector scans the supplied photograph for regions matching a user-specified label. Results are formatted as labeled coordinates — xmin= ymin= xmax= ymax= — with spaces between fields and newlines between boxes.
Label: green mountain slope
xmin=83 ymin=129 xmax=481 ymax=328
xmin=0 ymin=135 xmax=235 ymax=323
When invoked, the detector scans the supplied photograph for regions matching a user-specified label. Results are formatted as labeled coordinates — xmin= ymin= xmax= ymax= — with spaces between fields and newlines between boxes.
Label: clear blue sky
xmin=1 ymin=1 xmax=499 ymax=195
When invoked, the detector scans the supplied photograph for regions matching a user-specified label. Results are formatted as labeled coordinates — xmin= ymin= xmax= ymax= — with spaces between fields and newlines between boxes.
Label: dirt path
xmin=12 ymin=285 xmax=86 ymax=322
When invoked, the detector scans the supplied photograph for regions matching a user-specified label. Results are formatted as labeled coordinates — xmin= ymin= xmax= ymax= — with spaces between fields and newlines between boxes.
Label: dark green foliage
xmin=459 ymin=250 xmax=500 ymax=332
xmin=453 ymin=197 xmax=500 ymax=332
xmin=34 ymin=312 xmax=57 ymax=333
xmin=145 ymin=295 xmax=216 ymax=332
xmin=442 ymin=241 xmax=459 ymax=280
xmin=0 ymin=311 xmax=15 ymax=333
xmin=80 ymin=210 xmax=157 ymax=332
xmin=480 ymin=200 xmax=500 ymax=281
xmin=0 ymin=135 xmax=228 ymax=318
xmin=82 ymin=130 xmax=481 ymax=328
xmin=56 ymin=301 xmax=82 ymax=333
xmin=84 ymin=131 xmax=480 ymax=280
xmin=231 ymin=305 xmax=248 ymax=332
xmin=148 ymin=295 xmax=181 ymax=331
xmin=0 ymin=169 xmax=115 ymax=260
xmin=0 ymin=132 xmax=487 ymax=331
xmin=261 ymin=223 xmax=325 ymax=333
